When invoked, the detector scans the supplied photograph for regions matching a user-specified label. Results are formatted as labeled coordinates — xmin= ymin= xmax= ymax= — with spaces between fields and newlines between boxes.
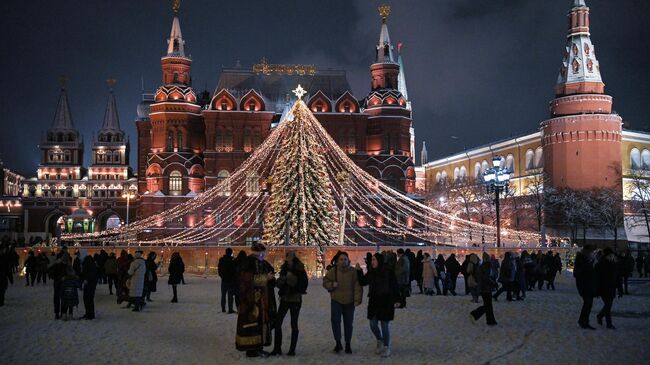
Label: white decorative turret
xmin=420 ymin=141 xmax=428 ymax=166
xmin=555 ymin=0 xmax=603 ymax=96
xmin=397 ymin=42 xmax=411 ymax=110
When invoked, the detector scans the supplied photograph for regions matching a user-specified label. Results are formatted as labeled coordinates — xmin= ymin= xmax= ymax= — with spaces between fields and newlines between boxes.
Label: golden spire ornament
xmin=378 ymin=4 xmax=391 ymax=20
xmin=106 ymin=78 xmax=117 ymax=89
xmin=292 ymin=84 xmax=306 ymax=100
xmin=172 ymin=0 xmax=181 ymax=15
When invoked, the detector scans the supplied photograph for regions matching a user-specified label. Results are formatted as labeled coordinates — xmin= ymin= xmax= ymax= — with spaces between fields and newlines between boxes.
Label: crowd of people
xmin=1 ymin=236 xmax=649 ymax=359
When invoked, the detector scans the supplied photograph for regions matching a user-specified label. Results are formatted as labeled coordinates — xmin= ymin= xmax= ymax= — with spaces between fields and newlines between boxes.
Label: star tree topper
xmin=293 ymin=84 xmax=306 ymax=100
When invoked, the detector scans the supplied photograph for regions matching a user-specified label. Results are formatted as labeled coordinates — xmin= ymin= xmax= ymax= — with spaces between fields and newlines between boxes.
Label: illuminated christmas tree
xmin=263 ymin=86 xmax=339 ymax=254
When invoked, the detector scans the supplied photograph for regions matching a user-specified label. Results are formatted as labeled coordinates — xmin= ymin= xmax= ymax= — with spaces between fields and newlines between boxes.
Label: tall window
xmin=167 ymin=131 xmax=174 ymax=151
xmin=243 ymin=129 xmax=252 ymax=152
xmin=246 ymin=172 xmax=259 ymax=196
xmin=217 ymin=170 xmax=230 ymax=196
xmin=177 ymin=131 xmax=183 ymax=150
xmin=169 ymin=171 xmax=182 ymax=195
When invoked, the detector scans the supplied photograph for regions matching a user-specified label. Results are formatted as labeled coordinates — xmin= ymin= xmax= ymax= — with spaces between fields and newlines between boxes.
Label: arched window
xmin=474 ymin=162 xmax=481 ymax=178
xmin=435 ymin=172 xmax=442 ymax=183
xmin=643 ymin=150 xmax=650 ymax=170
xmin=453 ymin=167 xmax=460 ymax=181
xmin=177 ymin=131 xmax=183 ymax=150
xmin=169 ymin=171 xmax=182 ymax=195
xmin=217 ymin=170 xmax=230 ymax=196
xmin=534 ymin=147 xmax=543 ymax=168
xmin=525 ymin=149 xmax=535 ymax=170
xmin=64 ymin=150 xmax=71 ymax=163
xmin=243 ymin=129 xmax=252 ymax=152
xmin=481 ymin=160 xmax=489 ymax=173
xmin=631 ymin=148 xmax=641 ymax=170
xmin=440 ymin=170 xmax=448 ymax=183
xmin=246 ymin=172 xmax=259 ymax=196
xmin=459 ymin=166 xmax=467 ymax=179
xmin=167 ymin=131 xmax=174 ymax=151
xmin=113 ymin=151 xmax=121 ymax=164
xmin=506 ymin=154 xmax=515 ymax=172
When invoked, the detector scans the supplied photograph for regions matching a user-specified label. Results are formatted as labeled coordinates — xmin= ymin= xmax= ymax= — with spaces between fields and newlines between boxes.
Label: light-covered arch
xmin=642 ymin=149 xmax=650 ymax=169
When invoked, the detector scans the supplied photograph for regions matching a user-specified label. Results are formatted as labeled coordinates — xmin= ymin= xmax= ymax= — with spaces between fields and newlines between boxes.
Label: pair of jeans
xmin=274 ymin=300 xmax=301 ymax=351
xmin=598 ymin=296 xmax=614 ymax=326
xmin=221 ymin=280 xmax=235 ymax=311
xmin=470 ymin=293 xmax=496 ymax=325
xmin=83 ymin=282 xmax=96 ymax=318
xmin=578 ymin=295 xmax=593 ymax=326
xmin=369 ymin=318 xmax=390 ymax=347
xmin=331 ymin=300 xmax=355 ymax=344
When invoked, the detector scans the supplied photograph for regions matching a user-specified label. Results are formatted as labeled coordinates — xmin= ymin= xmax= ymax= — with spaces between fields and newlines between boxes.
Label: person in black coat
xmin=80 ymin=254 xmax=98 ymax=320
xmin=470 ymin=252 xmax=497 ymax=326
xmin=168 ymin=252 xmax=185 ymax=303
xmin=145 ymin=252 xmax=158 ymax=302
xmin=636 ymin=253 xmax=644 ymax=278
xmin=233 ymin=250 xmax=247 ymax=308
xmin=356 ymin=253 xmax=400 ymax=357
xmin=0 ymin=243 xmax=12 ymax=306
xmin=596 ymin=248 xmax=619 ymax=329
xmin=444 ymin=254 xmax=461 ymax=296
xmin=414 ymin=250 xmax=424 ymax=294
xmin=574 ymin=245 xmax=597 ymax=330
xmin=434 ymin=254 xmax=445 ymax=295
xmin=218 ymin=247 xmax=237 ymax=313
xmin=270 ymin=251 xmax=308 ymax=356
xmin=24 ymin=251 xmax=37 ymax=286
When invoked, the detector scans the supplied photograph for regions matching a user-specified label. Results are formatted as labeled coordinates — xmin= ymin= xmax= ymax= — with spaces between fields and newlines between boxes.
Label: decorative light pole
xmin=121 ymin=191 xmax=136 ymax=226
xmin=482 ymin=156 xmax=511 ymax=248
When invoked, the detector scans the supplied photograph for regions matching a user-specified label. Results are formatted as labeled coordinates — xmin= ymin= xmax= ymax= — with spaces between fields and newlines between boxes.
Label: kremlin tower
xmin=139 ymin=0 xmax=205 ymax=214
xmin=541 ymin=0 xmax=623 ymax=190
xmin=363 ymin=5 xmax=415 ymax=193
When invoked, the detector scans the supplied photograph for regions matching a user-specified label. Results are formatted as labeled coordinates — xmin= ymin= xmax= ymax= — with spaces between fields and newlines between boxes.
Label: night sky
xmin=1 ymin=0 xmax=649 ymax=176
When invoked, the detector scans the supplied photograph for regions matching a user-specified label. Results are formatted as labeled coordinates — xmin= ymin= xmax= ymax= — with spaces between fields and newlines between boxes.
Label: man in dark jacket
xmin=596 ymin=248 xmax=618 ymax=329
xmin=394 ymin=249 xmax=410 ymax=308
xmin=24 ymin=250 xmax=37 ymax=286
xmin=470 ymin=253 xmax=497 ymax=326
xmin=620 ymin=250 xmax=635 ymax=295
xmin=218 ymin=247 xmax=237 ymax=313
xmin=574 ymin=245 xmax=597 ymax=330
xmin=80 ymin=253 xmax=98 ymax=319
xmin=445 ymin=254 xmax=461 ymax=296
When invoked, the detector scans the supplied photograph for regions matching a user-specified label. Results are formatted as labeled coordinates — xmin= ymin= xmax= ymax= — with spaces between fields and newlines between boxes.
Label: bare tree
xmin=625 ymin=169 xmax=650 ymax=241
xmin=546 ymin=188 xmax=592 ymax=245
xmin=449 ymin=177 xmax=480 ymax=241
xmin=526 ymin=173 xmax=551 ymax=234
xmin=593 ymin=187 xmax=625 ymax=249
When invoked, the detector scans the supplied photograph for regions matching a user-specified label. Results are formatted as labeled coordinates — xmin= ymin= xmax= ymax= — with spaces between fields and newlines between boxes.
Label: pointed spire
xmin=573 ymin=0 xmax=586 ymax=8
xmin=375 ymin=4 xmax=395 ymax=63
xmin=100 ymin=79 xmax=121 ymax=132
xmin=420 ymin=142 xmax=428 ymax=166
xmin=166 ymin=0 xmax=186 ymax=57
xmin=397 ymin=42 xmax=410 ymax=109
xmin=51 ymin=77 xmax=74 ymax=130
xmin=555 ymin=0 xmax=603 ymax=96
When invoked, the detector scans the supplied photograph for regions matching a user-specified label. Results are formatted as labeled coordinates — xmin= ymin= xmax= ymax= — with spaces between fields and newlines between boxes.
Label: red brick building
xmin=136 ymin=6 xmax=416 ymax=228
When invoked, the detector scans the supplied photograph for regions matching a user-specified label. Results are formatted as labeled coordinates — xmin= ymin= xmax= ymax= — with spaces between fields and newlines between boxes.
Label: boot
xmin=345 ymin=342 xmax=352 ymax=354
xmin=333 ymin=341 xmax=342 ymax=353
xmin=287 ymin=331 xmax=299 ymax=356
xmin=381 ymin=346 xmax=391 ymax=358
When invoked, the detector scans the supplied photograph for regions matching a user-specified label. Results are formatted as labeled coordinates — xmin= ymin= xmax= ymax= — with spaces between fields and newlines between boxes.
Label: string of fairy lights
xmin=61 ymin=93 xmax=545 ymax=247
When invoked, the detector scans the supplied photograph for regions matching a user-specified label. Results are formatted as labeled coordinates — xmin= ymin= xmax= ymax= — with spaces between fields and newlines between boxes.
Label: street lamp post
xmin=482 ymin=156 xmax=511 ymax=248
xmin=121 ymin=191 xmax=136 ymax=226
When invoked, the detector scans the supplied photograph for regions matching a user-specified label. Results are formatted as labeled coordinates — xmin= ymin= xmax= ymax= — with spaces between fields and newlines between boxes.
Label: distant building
xmin=0 ymin=162 xmax=24 ymax=237
xmin=19 ymin=83 xmax=138 ymax=240
xmin=423 ymin=0 xmax=650 ymax=246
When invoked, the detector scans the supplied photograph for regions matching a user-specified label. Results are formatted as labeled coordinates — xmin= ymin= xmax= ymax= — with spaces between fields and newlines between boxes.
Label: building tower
xmin=90 ymin=80 xmax=131 ymax=183
xmin=541 ymin=0 xmax=622 ymax=190
xmin=143 ymin=0 xmax=205 ymax=206
xmin=363 ymin=5 xmax=415 ymax=192
xmin=38 ymin=80 xmax=84 ymax=182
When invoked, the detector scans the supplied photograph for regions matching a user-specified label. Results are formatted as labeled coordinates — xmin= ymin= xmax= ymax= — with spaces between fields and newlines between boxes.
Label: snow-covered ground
xmin=1 ymin=274 xmax=649 ymax=364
